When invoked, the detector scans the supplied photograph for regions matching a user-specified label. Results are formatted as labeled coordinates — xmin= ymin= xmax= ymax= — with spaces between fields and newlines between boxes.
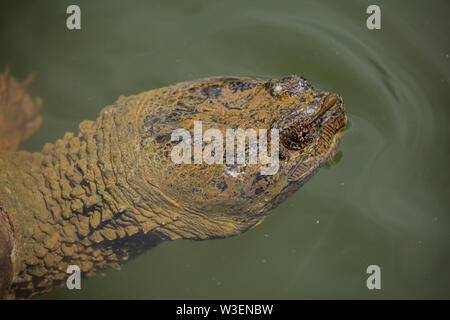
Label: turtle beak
xmin=309 ymin=93 xmax=339 ymax=124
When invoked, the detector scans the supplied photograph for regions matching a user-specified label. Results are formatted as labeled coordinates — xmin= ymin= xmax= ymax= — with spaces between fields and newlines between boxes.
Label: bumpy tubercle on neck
xmin=2 ymin=114 xmax=182 ymax=298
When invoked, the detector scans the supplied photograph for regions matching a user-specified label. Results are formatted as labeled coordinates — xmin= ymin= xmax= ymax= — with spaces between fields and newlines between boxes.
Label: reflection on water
xmin=0 ymin=0 xmax=449 ymax=299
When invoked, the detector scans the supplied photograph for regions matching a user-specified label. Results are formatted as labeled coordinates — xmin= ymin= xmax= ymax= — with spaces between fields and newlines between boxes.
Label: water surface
xmin=0 ymin=0 xmax=449 ymax=299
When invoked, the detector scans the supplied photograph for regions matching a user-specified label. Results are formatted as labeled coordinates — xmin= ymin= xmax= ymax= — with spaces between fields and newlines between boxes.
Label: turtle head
xmin=200 ymin=74 xmax=347 ymax=233
xmin=115 ymin=75 xmax=346 ymax=241
xmin=268 ymin=76 xmax=347 ymax=182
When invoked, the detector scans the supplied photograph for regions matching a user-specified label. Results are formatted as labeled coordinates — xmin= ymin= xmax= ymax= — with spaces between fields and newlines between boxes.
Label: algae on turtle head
xmin=0 ymin=70 xmax=346 ymax=299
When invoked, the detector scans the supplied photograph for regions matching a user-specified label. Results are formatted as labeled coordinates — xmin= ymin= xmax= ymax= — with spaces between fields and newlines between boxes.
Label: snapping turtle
xmin=0 ymin=69 xmax=346 ymax=299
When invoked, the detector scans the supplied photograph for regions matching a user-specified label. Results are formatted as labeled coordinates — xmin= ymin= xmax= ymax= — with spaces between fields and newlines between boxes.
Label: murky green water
xmin=1 ymin=0 xmax=449 ymax=299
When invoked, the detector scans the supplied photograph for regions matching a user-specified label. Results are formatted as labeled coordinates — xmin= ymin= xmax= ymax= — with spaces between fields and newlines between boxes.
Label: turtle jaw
xmin=315 ymin=93 xmax=347 ymax=142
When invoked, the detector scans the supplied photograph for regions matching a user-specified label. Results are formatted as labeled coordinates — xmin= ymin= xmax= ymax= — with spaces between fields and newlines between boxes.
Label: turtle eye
xmin=280 ymin=123 xmax=313 ymax=150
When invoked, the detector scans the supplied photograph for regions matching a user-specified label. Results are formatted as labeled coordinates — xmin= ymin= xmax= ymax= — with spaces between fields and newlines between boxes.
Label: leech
xmin=309 ymin=93 xmax=339 ymax=124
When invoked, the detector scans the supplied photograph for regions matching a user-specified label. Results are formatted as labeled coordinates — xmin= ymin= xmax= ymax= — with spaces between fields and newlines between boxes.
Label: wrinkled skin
xmin=0 ymin=70 xmax=346 ymax=299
